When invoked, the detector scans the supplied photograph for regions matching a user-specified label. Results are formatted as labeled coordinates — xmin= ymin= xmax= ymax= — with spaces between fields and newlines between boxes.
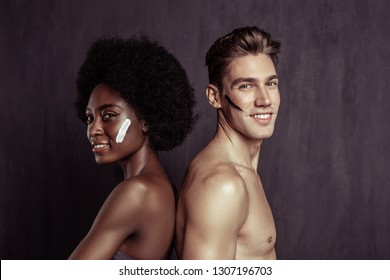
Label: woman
xmin=69 ymin=37 xmax=196 ymax=260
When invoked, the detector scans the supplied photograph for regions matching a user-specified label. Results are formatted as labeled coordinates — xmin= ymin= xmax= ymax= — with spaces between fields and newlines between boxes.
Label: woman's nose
xmin=87 ymin=118 xmax=104 ymax=139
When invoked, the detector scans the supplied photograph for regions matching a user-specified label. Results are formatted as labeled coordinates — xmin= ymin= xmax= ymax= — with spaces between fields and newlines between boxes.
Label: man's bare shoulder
xmin=180 ymin=157 xmax=249 ymax=236
xmin=183 ymin=154 xmax=247 ymax=205
xmin=188 ymin=140 xmax=235 ymax=175
xmin=186 ymin=142 xmax=230 ymax=177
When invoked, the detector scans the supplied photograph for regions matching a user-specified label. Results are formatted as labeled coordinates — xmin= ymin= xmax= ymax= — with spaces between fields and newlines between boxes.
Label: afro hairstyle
xmin=75 ymin=36 xmax=197 ymax=152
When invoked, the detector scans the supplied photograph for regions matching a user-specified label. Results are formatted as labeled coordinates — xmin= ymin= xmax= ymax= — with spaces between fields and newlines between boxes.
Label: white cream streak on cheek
xmin=115 ymin=118 xmax=131 ymax=143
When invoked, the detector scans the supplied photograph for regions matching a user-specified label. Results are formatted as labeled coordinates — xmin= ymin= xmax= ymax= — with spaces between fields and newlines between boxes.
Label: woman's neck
xmin=117 ymin=142 xmax=157 ymax=179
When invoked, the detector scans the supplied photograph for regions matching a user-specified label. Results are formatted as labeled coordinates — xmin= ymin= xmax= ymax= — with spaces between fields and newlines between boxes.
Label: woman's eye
xmin=85 ymin=115 xmax=93 ymax=125
xmin=102 ymin=112 xmax=116 ymax=121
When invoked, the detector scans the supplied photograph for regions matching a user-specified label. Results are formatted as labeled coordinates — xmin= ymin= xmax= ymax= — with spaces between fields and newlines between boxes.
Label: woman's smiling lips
xmin=91 ymin=142 xmax=110 ymax=152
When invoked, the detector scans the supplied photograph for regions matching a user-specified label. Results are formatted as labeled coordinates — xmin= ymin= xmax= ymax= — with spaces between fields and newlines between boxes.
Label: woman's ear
xmin=206 ymin=84 xmax=222 ymax=109
xmin=141 ymin=120 xmax=149 ymax=133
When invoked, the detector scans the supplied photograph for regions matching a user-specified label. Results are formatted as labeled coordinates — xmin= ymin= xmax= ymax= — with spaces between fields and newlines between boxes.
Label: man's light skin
xmin=176 ymin=54 xmax=280 ymax=260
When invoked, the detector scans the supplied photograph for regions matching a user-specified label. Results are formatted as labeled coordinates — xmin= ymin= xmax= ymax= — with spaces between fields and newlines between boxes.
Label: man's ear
xmin=206 ymin=84 xmax=222 ymax=109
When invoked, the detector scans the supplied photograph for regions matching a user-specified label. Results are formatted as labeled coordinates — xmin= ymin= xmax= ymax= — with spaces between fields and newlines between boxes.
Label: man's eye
xmin=267 ymin=80 xmax=278 ymax=87
xmin=239 ymin=84 xmax=252 ymax=89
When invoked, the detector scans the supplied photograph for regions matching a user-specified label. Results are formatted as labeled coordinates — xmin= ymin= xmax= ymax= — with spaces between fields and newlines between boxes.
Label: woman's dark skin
xmin=70 ymin=37 xmax=196 ymax=259
xmin=69 ymin=84 xmax=175 ymax=260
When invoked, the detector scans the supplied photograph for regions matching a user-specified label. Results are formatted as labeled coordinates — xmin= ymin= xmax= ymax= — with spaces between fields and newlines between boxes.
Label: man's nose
xmin=254 ymin=87 xmax=271 ymax=107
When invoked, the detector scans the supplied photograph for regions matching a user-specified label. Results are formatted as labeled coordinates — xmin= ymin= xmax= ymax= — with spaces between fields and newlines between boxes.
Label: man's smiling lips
xmin=249 ymin=112 xmax=273 ymax=123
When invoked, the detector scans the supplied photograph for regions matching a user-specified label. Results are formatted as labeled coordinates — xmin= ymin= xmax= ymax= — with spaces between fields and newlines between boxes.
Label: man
xmin=176 ymin=26 xmax=281 ymax=260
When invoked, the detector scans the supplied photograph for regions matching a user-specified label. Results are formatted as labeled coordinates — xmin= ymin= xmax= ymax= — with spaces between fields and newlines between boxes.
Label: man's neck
xmin=213 ymin=119 xmax=263 ymax=172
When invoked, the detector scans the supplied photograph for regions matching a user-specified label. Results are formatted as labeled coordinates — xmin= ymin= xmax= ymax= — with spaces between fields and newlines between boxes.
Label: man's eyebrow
xmin=266 ymin=74 xmax=279 ymax=81
xmin=230 ymin=75 xmax=279 ymax=88
xmin=231 ymin=77 xmax=259 ymax=88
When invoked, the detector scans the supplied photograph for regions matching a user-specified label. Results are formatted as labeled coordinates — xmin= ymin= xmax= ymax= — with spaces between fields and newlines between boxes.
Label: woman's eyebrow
xmin=86 ymin=104 xmax=123 ymax=112
xmin=97 ymin=104 xmax=123 ymax=111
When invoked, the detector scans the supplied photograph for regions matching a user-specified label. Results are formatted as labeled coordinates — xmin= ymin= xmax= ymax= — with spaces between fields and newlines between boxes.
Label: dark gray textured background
xmin=1 ymin=0 xmax=389 ymax=259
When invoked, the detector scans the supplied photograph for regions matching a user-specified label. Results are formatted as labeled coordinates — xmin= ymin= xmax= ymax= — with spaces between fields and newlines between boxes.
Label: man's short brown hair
xmin=205 ymin=26 xmax=281 ymax=91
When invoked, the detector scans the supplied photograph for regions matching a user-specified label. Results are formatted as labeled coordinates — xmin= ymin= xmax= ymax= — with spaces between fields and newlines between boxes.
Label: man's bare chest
xmin=237 ymin=171 xmax=276 ymax=254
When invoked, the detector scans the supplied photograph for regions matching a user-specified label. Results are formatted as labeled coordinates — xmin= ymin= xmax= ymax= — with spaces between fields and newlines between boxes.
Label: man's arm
xmin=68 ymin=178 xmax=148 ymax=259
xmin=182 ymin=173 xmax=248 ymax=259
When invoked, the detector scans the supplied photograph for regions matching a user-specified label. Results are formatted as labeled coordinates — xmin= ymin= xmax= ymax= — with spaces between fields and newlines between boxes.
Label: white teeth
xmin=253 ymin=114 xmax=270 ymax=119
xmin=94 ymin=144 xmax=109 ymax=149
